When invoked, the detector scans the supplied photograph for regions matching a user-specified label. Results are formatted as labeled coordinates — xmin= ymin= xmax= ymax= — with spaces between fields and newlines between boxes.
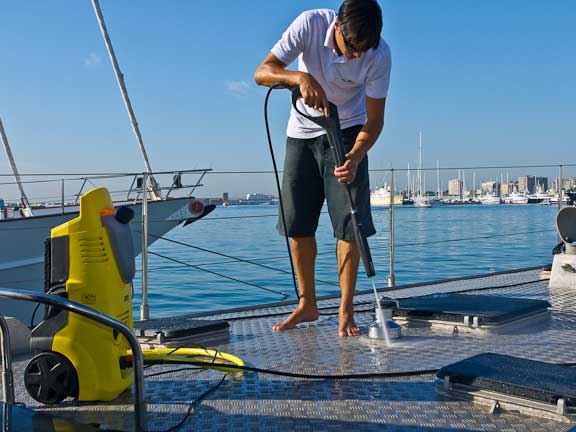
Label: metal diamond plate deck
xmin=10 ymin=267 xmax=576 ymax=431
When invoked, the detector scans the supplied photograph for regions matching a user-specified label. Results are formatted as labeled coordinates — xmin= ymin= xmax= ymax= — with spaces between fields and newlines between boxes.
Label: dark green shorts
xmin=277 ymin=125 xmax=376 ymax=241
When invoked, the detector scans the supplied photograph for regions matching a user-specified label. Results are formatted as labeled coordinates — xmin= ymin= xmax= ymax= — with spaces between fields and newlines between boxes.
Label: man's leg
xmin=272 ymin=236 xmax=320 ymax=331
xmin=337 ymin=239 xmax=361 ymax=336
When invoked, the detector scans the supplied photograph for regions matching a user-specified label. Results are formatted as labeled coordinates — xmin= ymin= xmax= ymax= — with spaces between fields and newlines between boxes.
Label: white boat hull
xmin=0 ymin=197 xmax=210 ymax=323
xmin=370 ymin=196 xmax=403 ymax=207
xmin=413 ymin=196 xmax=433 ymax=208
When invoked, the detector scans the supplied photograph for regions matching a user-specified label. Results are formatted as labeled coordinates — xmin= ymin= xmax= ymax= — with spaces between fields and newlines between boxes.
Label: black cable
xmin=140 ymin=339 xmax=575 ymax=431
xmin=144 ymin=360 xmax=436 ymax=380
xmin=264 ymin=84 xmax=300 ymax=299
xmin=144 ymin=373 xmax=228 ymax=432
xmin=145 ymin=367 xmax=204 ymax=378
xmin=30 ymin=286 xmax=59 ymax=328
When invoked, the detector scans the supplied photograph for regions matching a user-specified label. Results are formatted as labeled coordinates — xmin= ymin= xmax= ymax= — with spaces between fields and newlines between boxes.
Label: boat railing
xmin=125 ymin=162 xmax=576 ymax=312
xmin=0 ymin=168 xmax=212 ymax=217
xmin=0 ymin=287 xmax=146 ymax=432
xmin=2 ymin=163 xmax=576 ymax=317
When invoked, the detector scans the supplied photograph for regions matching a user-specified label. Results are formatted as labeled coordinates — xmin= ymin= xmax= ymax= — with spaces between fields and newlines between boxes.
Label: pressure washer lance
xmin=288 ymin=87 xmax=397 ymax=343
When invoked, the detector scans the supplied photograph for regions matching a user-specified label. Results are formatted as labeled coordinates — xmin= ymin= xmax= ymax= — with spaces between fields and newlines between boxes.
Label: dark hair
xmin=338 ymin=0 xmax=382 ymax=52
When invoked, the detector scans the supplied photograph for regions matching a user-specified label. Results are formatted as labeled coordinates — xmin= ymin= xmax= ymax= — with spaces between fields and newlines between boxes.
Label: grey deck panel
xmin=10 ymin=267 xmax=576 ymax=431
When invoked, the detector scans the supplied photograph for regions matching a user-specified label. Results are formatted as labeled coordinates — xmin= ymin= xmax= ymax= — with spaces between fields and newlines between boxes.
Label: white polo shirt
xmin=271 ymin=9 xmax=391 ymax=139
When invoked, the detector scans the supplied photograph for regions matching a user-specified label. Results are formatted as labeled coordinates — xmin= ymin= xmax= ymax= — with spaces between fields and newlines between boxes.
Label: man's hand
xmin=334 ymin=152 xmax=363 ymax=184
xmin=299 ymin=73 xmax=330 ymax=117
xmin=333 ymin=96 xmax=386 ymax=184
xmin=253 ymin=53 xmax=329 ymax=117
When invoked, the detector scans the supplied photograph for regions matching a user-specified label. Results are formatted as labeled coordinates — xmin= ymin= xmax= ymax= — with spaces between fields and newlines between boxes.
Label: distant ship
xmin=370 ymin=183 xmax=403 ymax=207
xmin=413 ymin=195 xmax=433 ymax=208
xmin=505 ymin=189 xmax=529 ymax=204
xmin=479 ymin=192 xmax=501 ymax=205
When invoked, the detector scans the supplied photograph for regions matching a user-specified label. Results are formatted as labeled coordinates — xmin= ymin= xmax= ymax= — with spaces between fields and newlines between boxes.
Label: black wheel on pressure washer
xmin=24 ymin=351 xmax=79 ymax=404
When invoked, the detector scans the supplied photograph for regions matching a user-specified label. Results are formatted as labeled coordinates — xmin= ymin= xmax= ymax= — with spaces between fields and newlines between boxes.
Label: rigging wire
xmin=2 ymin=161 xmax=574 ymax=178
xmin=394 ymin=229 xmax=555 ymax=248
xmin=136 ymin=229 xmax=555 ymax=274
xmin=146 ymin=232 xmax=340 ymax=287
xmin=147 ymin=250 xmax=288 ymax=298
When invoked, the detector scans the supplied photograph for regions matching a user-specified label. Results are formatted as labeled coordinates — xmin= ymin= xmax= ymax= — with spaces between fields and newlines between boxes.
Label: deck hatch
xmin=134 ymin=318 xmax=229 ymax=346
xmin=437 ymin=353 xmax=576 ymax=421
xmin=395 ymin=293 xmax=550 ymax=326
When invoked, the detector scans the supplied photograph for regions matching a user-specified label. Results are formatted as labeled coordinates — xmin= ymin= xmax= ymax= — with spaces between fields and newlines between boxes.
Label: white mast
xmin=418 ymin=131 xmax=422 ymax=197
xmin=0 ymin=117 xmax=33 ymax=217
xmin=458 ymin=168 xmax=461 ymax=199
xmin=473 ymin=171 xmax=476 ymax=199
xmin=406 ymin=163 xmax=411 ymax=197
xmin=436 ymin=160 xmax=440 ymax=198
xmin=423 ymin=171 xmax=426 ymax=196
xmin=91 ymin=0 xmax=162 ymax=200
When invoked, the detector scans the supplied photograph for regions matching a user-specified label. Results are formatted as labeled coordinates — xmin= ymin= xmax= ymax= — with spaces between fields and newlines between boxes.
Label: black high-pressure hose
xmin=264 ymin=84 xmax=376 ymax=304
xmin=264 ymin=84 xmax=300 ymax=299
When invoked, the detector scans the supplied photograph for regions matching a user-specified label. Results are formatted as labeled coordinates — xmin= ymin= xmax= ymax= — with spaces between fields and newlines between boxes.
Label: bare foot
xmin=272 ymin=302 xmax=319 ymax=331
xmin=339 ymin=307 xmax=360 ymax=337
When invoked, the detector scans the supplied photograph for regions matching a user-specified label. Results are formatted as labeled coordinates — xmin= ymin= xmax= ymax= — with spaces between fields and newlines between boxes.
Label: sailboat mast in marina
xmin=436 ymin=160 xmax=441 ymax=199
xmin=414 ymin=131 xmax=432 ymax=207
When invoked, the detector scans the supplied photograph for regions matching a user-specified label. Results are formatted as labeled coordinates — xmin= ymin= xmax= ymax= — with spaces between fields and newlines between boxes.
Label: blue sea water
xmin=132 ymin=204 xmax=558 ymax=318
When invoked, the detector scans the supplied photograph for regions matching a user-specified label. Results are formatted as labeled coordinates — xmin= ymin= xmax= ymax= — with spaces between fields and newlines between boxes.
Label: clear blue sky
xmin=1 ymin=1 xmax=575 ymax=198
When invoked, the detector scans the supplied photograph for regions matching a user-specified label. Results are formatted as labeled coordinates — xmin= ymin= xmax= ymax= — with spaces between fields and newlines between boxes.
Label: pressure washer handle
xmin=289 ymin=87 xmax=376 ymax=278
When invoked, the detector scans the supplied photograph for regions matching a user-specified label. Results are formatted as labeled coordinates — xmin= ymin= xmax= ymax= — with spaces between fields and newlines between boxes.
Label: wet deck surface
xmin=11 ymin=267 xmax=576 ymax=431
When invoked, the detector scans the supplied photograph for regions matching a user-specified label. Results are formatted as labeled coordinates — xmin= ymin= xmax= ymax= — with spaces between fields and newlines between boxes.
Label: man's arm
xmin=254 ymin=52 xmax=329 ymax=115
xmin=334 ymin=96 xmax=386 ymax=184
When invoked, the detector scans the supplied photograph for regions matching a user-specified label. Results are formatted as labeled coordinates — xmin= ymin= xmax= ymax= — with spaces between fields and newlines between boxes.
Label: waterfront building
xmin=481 ymin=181 xmax=498 ymax=193
xmin=517 ymin=176 xmax=531 ymax=193
xmin=517 ymin=176 xmax=548 ymax=194
xmin=448 ymin=179 xmax=463 ymax=197
xmin=500 ymin=182 xmax=516 ymax=196
xmin=535 ymin=176 xmax=548 ymax=191
xmin=552 ymin=177 xmax=576 ymax=192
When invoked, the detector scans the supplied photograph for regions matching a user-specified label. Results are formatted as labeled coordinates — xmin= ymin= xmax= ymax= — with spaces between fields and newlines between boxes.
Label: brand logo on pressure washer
xmin=189 ymin=200 xmax=204 ymax=215
xmin=82 ymin=293 xmax=96 ymax=305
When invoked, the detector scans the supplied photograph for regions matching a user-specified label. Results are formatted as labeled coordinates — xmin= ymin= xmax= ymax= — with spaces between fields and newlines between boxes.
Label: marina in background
xmin=131 ymin=202 xmax=559 ymax=318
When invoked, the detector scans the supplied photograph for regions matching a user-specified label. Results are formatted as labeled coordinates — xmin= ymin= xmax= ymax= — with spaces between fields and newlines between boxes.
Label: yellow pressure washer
xmin=25 ymin=187 xmax=243 ymax=405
